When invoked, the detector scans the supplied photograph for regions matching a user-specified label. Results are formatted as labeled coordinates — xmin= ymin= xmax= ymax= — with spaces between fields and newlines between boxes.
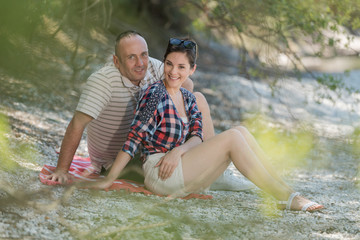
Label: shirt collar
xmin=119 ymin=70 xmax=149 ymax=89
xmin=107 ymin=61 xmax=149 ymax=88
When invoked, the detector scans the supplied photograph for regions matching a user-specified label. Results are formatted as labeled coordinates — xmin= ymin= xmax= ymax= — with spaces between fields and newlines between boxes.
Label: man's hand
xmin=51 ymin=111 xmax=93 ymax=184
xmin=155 ymin=149 xmax=182 ymax=180
xmin=46 ymin=168 xmax=73 ymax=184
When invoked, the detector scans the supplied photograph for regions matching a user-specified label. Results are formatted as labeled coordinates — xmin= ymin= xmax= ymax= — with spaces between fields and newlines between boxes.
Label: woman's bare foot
xmin=277 ymin=192 xmax=324 ymax=212
xmin=289 ymin=195 xmax=324 ymax=212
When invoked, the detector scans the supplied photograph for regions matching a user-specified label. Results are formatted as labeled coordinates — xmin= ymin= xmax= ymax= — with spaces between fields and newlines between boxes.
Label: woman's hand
xmin=78 ymin=177 xmax=113 ymax=190
xmin=155 ymin=148 xmax=182 ymax=180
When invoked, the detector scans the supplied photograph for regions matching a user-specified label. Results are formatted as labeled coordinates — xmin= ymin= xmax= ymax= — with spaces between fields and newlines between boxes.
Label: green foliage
xmin=1 ymin=0 xmax=358 ymax=110
xmin=350 ymin=126 xmax=360 ymax=156
xmin=0 ymin=113 xmax=17 ymax=171
xmin=184 ymin=0 xmax=360 ymax=52
xmin=0 ymin=0 xmax=115 ymax=110
xmin=0 ymin=112 xmax=40 ymax=173
xmin=316 ymin=74 xmax=344 ymax=91
xmin=182 ymin=0 xmax=360 ymax=96
xmin=243 ymin=114 xmax=314 ymax=170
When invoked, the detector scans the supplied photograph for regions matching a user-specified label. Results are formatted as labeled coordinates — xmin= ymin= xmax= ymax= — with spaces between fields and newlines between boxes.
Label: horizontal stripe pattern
xmin=76 ymin=57 xmax=164 ymax=162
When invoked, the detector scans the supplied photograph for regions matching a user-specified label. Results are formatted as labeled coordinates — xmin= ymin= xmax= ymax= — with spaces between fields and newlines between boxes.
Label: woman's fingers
xmin=156 ymin=154 xmax=180 ymax=180
xmin=159 ymin=161 xmax=176 ymax=180
xmin=160 ymin=166 xmax=170 ymax=180
xmin=157 ymin=157 xmax=167 ymax=179
xmin=154 ymin=158 xmax=163 ymax=167
xmin=159 ymin=163 xmax=167 ymax=179
xmin=164 ymin=168 xmax=174 ymax=180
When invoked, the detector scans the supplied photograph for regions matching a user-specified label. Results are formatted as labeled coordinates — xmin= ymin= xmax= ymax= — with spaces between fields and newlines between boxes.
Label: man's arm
xmin=47 ymin=111 xmax=93 ymax=183
xmin=182 ymin=77 xmax=194 ymax=92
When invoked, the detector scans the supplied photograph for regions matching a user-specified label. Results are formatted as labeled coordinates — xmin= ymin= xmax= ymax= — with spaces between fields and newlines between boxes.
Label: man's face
xmin=114 ymin=35 xmax=149 ymax=85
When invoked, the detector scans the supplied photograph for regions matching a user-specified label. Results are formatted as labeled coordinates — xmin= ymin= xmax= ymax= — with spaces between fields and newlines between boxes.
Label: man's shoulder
xmin=145 ymin=57 xmax=163 ymax=83
xmin=148 ymin=57 xmax=162 ymax=67
xmin=89 ymin=63 xmax=120 ymax=81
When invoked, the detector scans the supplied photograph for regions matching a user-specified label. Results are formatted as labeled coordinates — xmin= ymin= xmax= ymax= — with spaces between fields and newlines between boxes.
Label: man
xmin=47 ymin=30 xmax=254 ymax=191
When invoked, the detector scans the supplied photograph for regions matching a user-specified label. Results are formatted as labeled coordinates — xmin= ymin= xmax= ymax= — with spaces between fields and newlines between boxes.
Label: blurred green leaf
xmin=244 ymin=114 xmax=314 ymax=169
xmin=0 ymin=113 xmax=17 ymax=171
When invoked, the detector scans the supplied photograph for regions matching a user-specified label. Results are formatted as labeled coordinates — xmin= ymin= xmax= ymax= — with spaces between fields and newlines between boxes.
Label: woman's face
xmin=164 ymin=52 xmax=196 ymax=90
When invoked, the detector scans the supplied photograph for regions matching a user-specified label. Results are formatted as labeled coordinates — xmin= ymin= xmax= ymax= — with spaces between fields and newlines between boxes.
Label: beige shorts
xmin=143 ymin=153 xmax=188 ymax=197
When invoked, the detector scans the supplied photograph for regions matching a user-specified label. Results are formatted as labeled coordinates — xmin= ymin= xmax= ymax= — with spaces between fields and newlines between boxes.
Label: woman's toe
xmin=291 ymin=195 xmax=324 ymax=212
xmin=306 ymin=203 xmax=324 ymax=212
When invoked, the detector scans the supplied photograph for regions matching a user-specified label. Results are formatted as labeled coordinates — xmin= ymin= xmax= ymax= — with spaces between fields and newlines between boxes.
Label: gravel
xmin=0 ymin=70 xmax=359 ymax=240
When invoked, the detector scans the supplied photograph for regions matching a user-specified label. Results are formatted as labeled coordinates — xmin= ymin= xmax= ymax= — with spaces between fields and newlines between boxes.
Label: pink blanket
xmin=40 ymin=156 xmax=212 ymax=200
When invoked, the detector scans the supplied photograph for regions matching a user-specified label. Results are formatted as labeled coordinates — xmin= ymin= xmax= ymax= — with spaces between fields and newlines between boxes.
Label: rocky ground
xmin=0 ymin=68 xmax=360 ymax=239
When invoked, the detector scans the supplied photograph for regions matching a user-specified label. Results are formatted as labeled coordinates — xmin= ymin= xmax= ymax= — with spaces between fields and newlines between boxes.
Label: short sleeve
xmin=76 ymin=71 xmax=112 ymax=119
xmin=148 ymin=57 xmax=164 ymax=82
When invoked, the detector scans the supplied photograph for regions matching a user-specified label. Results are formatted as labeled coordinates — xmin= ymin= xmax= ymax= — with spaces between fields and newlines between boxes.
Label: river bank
xmin=1 ymin=67 xmax=359 ymax=239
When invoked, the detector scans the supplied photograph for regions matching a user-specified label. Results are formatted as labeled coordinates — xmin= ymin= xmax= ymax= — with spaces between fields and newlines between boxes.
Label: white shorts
xmin=143 ymin=153 xmax=187 ymax=197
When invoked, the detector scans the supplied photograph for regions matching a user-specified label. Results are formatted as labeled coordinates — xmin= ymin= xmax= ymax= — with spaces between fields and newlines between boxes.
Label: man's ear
xmin=113 ymin=55 xmax=120 ymax=68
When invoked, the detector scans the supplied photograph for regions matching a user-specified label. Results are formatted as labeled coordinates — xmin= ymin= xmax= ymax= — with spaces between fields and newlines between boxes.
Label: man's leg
xmin=100 ymin=153 xmax=144 ymax=183
xmin=118 ymin=152 xmax=144 ymax=182
xmin=193 ymin=92 xmax=255 ymax=191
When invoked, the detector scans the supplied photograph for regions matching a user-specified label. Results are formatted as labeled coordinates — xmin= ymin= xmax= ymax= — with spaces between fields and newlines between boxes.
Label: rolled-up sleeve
xmin=188 ymin=96 xmax=203 ymax=141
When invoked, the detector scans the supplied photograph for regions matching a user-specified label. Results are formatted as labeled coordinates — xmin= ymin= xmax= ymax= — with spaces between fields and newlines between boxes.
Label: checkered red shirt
xmin=122 ymin=80 xmax=203 ymax=161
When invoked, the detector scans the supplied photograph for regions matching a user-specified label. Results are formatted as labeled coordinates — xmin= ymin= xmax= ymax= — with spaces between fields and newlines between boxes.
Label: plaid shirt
xmin=122 ymin=80 xmax=203 ymax=162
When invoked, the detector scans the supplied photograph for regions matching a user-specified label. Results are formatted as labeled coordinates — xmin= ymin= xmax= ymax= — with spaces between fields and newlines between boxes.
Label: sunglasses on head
xmin=169 ymin=38 xmax=196 ymax=50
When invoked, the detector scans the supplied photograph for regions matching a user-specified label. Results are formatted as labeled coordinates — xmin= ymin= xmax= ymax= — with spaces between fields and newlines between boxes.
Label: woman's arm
xmin=84 ymin=151 xmax=131 ymax=189
xmin=105 ymin=151 xmax=132 ymax=182
xmin=156 ymin=136 xmax=202 ymax=180
xmin=156 ymin=92 xmax=203 ymax=180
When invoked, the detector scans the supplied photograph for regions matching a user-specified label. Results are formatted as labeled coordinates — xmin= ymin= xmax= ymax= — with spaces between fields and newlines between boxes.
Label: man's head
xmin=113 ymin=30 xmax=149 ymax=85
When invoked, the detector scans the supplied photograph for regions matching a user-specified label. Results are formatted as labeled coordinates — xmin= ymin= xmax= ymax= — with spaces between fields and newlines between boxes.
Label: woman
xmin=90 ymin=37 xmax=323 ymax=212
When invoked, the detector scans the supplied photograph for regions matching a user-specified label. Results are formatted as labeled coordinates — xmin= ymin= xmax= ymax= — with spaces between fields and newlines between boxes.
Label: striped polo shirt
xmin=76 ymin=57 xmax=163 ymax=162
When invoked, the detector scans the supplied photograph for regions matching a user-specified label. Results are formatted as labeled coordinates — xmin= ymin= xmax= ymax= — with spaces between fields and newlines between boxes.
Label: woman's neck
xmin=163 ymin=81 xmax=181 ymax=96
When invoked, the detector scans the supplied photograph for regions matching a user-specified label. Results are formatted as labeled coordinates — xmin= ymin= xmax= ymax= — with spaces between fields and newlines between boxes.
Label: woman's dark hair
xmin=163 ymin=38 xmax=198 ymax=68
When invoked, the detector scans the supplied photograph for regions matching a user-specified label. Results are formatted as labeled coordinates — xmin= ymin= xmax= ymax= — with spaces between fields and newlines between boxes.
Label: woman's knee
xmin=222 ymin=129 xmax=248 ymax=154
xmin=233 ymin=125 xmax=250 ymax=136
xmin=225 ymin=128 xmax=246 ymax=143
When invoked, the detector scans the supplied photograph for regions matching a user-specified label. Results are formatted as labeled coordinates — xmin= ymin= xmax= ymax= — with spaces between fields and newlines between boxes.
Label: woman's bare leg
xmin=181 ymin=127 xmax=323 ymax=211
xmin=181 ymin=129 xmax=292 ymax=201
xmin=234 ymin=126 xmax=292 ymax=191
xmin=194 ymin=92 xmax=247 ymax=191
xmin=195 ymin=93 xmax=293 ymax=192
